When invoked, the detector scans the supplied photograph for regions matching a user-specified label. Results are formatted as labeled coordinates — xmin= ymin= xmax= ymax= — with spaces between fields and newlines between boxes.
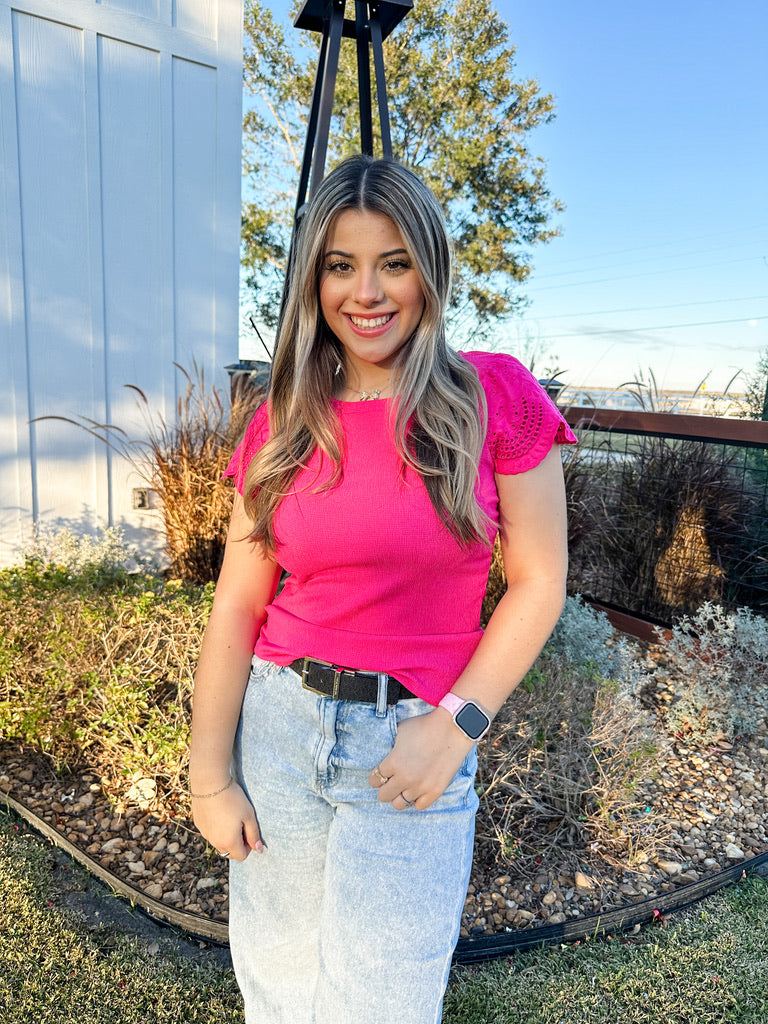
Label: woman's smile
xmin=346 ymin=312 xmax=396 ymax=332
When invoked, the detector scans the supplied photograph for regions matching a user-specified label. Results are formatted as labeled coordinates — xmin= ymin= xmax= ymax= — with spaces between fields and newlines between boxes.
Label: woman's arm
xmin=189 ymin=493 xmax=282 ymax=859
xmin=448 ymin=443 xmax=569 ymax=714
xmin=373 ymin=445 xmax=569 ymax=809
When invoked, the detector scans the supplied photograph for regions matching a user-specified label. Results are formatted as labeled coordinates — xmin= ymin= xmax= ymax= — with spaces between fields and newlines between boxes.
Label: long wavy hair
xmin=243 ymin=155 xmax=489 ymax=549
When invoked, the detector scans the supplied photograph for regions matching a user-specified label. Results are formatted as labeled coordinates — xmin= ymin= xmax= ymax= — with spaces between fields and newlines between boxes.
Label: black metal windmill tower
xmin=242 ymin=0 xmax=413 ymax=376
xmin=291 ymin=0 xmax=413 ymax=223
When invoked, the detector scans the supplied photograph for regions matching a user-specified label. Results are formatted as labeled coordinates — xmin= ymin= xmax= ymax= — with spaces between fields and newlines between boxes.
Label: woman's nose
xmin=353 ymin=267 xmax=384 ymax=305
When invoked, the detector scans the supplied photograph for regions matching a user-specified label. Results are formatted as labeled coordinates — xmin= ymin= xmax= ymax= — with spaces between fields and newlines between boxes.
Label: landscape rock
xmin=574 ymin=871 xmax=593 ymax=890
xmin=656 ymin=860 xmax=685 ymax=876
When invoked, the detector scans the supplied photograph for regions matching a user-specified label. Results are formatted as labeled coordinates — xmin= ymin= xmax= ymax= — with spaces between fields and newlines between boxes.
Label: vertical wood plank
xmin=0 ymin=4 xmax=34 ymax=560
xmin=12 ymin=11 xmax=104 ymax=532
xmin=212 ymin=0 xmax=242 ymax=380
xmin=98 ymin=33 xmax=173 ymax=533
xmin=82 ymin=26 xmax=112 ymax=524
xmin=172 ymin=56 xmax=217 ymax=373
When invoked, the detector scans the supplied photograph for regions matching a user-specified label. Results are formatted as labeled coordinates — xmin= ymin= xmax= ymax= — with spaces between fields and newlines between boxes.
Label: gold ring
xmin=372 ymin=765 xmax=389 ymax=784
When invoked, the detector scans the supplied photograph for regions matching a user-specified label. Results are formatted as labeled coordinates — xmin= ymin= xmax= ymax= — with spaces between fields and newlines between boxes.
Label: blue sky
xmin=494 ymin=0 xmax=768 ymax=390
xmin=247 ymin=0 xmax=767 ymax=392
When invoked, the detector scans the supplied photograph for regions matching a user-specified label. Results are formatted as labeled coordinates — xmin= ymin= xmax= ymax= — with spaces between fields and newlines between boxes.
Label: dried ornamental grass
xmin=654 ymin=506 xmax=726 ymax=607
xmin=32 ymin=364 xmax=266 ymax=585
xmin=128 ymin=364 xmax=264 ymax=583
xmin=474 ymin=654 xmax=665 ymax=874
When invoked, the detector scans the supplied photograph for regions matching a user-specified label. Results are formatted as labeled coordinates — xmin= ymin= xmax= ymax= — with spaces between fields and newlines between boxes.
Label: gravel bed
xmin=463 ymin=730 xmax=768 ymax=936
xmin=2 ymin=718 xmax=767 ymax=942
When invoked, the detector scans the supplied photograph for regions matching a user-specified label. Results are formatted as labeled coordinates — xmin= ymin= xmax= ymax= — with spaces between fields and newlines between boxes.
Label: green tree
xmin=741 ymin=346 xmax=768 ymax=420
xmin=242 ymin=0 xmax=561 ymax=341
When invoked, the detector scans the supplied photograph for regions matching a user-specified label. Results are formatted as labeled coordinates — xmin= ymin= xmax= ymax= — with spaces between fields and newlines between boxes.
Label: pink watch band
xmin=438 ymin=692 xmax=465 ymax=715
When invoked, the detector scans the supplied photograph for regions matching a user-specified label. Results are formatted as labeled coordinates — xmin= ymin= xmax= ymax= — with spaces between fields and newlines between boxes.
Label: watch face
xmin=455 ymin=702 xmax=490 ymax=740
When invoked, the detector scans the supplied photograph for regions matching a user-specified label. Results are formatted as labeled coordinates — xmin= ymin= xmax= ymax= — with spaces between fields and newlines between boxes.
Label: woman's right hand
xmin=191 ymin=780 xmax=264 ymax=862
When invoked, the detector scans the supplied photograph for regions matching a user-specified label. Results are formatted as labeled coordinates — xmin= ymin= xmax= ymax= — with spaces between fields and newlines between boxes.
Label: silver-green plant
xmin=546 ymin=594 xmax=647 ymax=694
xmin=21 ymin=525 xmax=152 ymax=578
xmin=656 ymin=602 xmax=768 ymax=744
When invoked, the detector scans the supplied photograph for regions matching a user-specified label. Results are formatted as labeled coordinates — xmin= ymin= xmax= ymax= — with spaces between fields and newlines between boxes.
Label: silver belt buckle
xmin=300 ymin=657 xmax=342 ymax=699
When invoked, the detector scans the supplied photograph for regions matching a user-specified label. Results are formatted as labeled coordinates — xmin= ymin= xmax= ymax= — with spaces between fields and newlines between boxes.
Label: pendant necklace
xmin=349 ymin=379 xmax=390 ymax=401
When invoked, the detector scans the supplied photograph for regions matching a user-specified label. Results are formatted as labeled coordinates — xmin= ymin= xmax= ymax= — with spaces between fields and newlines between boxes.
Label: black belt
xmin=290 ymin=657 xmax=417 ymax=704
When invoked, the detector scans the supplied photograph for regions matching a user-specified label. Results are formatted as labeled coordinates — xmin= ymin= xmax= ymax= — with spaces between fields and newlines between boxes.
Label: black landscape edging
xmin=453 ymin=851 xmax=768 ymax=963
xmin=4 ymin=791 xmax=767 ymax=964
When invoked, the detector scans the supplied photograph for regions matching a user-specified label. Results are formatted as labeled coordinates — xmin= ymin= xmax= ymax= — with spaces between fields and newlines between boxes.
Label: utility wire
xmin=529 ymin=225 xmax=768 ymax=272
xmin=527 ymin=257 xmax=762 ymax=293
xmin=533 ymin=239 xmax=768 ymax=280
xmin=529 ymin=314 xmax=768 ymax=343
xmin=522 ymin=295 xmax=768 ymax=322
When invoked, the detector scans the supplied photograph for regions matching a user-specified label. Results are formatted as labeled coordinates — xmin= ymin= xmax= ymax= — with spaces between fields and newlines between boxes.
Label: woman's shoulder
xmin=458 ymin=349 xmax=577 ymax=472
xmin=223 ymin=401 xmax=270 ymax=492
xmin=458 ymin=350 xmax=542 ymax=400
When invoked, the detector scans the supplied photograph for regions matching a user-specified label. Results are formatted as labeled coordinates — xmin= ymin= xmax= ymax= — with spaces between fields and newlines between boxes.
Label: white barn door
xmin=0 ymin=0 xmax=243 ymax=564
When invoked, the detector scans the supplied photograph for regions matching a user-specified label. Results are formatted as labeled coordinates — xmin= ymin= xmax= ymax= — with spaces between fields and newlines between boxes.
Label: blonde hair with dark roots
xmin=243 ymin=155 xmax=489 ymax=549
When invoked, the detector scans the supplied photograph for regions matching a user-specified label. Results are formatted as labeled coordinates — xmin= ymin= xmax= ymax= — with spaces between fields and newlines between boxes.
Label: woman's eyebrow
xmin=323 ymin=247 xmax=410 ymax=258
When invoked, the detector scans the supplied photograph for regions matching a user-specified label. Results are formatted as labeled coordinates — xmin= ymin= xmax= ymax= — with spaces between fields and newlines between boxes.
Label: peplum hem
xmin=255 ymin=608 xmax=484 ymax=706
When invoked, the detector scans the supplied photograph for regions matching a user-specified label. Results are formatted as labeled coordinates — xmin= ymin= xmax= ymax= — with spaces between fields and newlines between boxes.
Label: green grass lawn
xmin=1 ymin=809 xmax=766 ymax=1023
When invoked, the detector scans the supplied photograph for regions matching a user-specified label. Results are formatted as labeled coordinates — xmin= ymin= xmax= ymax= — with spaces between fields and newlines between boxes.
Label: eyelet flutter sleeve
xmin=223 ymin=402 xmax=270 ymax=494
xmin=461 ymin=351 xmax=577 ymax=474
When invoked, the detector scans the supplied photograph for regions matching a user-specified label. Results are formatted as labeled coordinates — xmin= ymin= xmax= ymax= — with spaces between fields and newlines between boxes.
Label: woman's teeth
xmin=349 ymin=313 xmax=394 ymax=328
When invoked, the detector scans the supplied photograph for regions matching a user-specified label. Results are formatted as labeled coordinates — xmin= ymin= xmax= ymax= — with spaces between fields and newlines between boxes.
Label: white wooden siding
xmin=0 ymin=0 xmax=242 ymax=564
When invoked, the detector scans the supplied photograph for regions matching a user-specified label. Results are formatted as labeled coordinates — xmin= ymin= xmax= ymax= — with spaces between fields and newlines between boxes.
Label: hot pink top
xmin=224 ymin=351 xmax=577 ymax=704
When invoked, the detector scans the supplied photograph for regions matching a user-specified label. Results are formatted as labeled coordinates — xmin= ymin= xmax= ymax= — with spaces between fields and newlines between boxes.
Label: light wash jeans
xmin=229 ymin=656 xmax=478 ymax=1024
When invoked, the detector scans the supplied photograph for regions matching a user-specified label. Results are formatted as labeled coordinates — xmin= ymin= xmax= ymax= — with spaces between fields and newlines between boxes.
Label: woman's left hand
xmin=369 ymin=709 xmax=475 ymax=810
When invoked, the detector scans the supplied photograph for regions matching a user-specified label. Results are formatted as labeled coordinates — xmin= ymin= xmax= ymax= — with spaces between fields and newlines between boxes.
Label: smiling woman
xmin=319 ymin=209 xmax=426 ymax=395
xmin=187 ymin=155 xmax=576 ymax=1024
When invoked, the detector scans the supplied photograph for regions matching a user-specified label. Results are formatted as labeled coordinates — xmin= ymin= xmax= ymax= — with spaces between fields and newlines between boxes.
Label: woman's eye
xmin=325 ymin=260 xmax=352 ymax=275
xmin=385 ymin=259 xmax=410 ymax=273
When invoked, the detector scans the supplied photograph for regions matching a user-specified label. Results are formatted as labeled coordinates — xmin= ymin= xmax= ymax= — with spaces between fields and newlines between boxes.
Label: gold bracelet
xmin=189 ymin=776 xmax=233 ymax=799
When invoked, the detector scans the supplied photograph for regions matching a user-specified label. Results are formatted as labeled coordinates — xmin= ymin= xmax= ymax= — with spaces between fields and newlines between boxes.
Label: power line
xmin=532 ymin=238 xmax=768 ymax=281
xmin=526 ymin=256 xmax=763 ymax=293
xmin=528 ymin=314 xmax=768 ymax=343
xmin=522 ymin=295 xmax=768 ymax=322
xmin=526 ymin=225 xmax=768 ymax=272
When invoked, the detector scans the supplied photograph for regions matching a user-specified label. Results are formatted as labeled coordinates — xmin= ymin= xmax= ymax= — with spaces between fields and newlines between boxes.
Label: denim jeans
xmin=229 ymin=656 xmax=478 ymax=1024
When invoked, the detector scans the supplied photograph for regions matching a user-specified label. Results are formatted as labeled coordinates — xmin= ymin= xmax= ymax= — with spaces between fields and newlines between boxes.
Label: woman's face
xmin=319 ymin=209 xmax=426 ymax=384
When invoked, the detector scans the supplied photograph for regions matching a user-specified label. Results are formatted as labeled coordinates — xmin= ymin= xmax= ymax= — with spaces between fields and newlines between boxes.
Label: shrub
xmin=566 ymin=427 xmax=760 ymax=624
xmin=654 ymin=602 xmax=768 ymax=745
xmin=475 ymin=599 xmax=663 ymax=874
xmin=547 ymin=595 xmax=647 ymax=695
xmin=21 ymin=525 xmax=150 ymax=581
xmin=0 ymin=545 xmax=212 ymax=804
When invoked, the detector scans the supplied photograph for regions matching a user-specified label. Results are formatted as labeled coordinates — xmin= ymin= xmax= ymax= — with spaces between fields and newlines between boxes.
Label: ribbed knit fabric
xmin=224 ymin=352 xmax=577 ymax=704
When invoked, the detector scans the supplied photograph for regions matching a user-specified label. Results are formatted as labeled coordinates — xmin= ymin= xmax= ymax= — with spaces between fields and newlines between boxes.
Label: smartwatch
xmin=438 ymin=692 xmax=491 ymax=741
